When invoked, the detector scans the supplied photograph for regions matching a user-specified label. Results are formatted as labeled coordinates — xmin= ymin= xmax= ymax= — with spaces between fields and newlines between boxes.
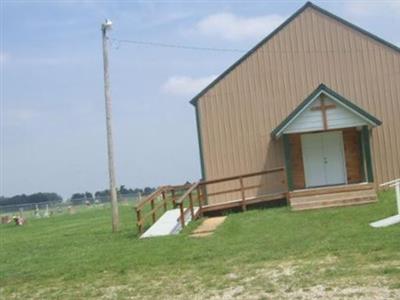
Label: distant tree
xmin=143 ymin=187 xmax=155 ymax=196
xmin=132 ymin=188 xmax=143 ymax=195
xmin=0 ymin=193 xmax=62 ymax=206
xmin=85 ymin=192 xmax=93 ymax=200
xmin=71 ymin=193 xmax=85 ymax=200
xmin=95 ymin=189 xmax=109 ymax=198
xmin=93 ymin=186 xmax=155 ymax=200
xmin=70 ymin=193 xmax=85 ymax=205
xmin=118 ymin=185 xmax=130 ymax=195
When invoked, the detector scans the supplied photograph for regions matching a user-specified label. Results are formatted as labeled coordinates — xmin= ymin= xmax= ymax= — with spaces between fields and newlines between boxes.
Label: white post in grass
xmin=395 ymin=181 xmax=400 ymax=215
xmin=370 ymin=178 xmax=400 ymax=228
xmin=44 ymin=204 xmax=49 ymax=218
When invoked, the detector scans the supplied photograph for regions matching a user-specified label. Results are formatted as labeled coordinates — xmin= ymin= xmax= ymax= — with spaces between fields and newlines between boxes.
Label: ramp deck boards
xmin=141 ymin=207 xmax=199 ymax=238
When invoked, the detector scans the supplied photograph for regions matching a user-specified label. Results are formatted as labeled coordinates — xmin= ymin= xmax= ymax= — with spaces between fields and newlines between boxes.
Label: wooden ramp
xmin=135 ymin=167 xmax=287 ymax=235
xmin=141 ymin=207 xmax=199 ymax=238
xmin=289 ymin=183 xmax=377 ymax=211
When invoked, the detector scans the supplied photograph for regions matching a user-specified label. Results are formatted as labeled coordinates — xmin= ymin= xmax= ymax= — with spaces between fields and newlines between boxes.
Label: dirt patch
xmin=3 ymin=257 xmax=399 ymax=299
xmin=190 ymin=216 xmax=227 ymax=237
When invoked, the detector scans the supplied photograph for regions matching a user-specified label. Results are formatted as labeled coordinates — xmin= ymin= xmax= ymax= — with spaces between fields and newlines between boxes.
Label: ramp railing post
xmin=150 ymin=198 xmax=156 ymax=223
xmin=197 ymin=186 xmax=203 ymax=217
xmin=136 ymin=208 xmax=143 ymax=234
xmin=162 ymin=191 xmax=167 ymax=212
xmin=179 ymin=203 xmax=185 ymax=229
xmin=396 ymin=181 xmax=400 ymax=215
xmin=171 ymin=189 xmax=176 ymax=207
xmin=189 ymin=192 xmax=194 ymax=219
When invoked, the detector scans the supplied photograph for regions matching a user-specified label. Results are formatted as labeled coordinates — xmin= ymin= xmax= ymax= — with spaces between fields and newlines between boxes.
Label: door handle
xmin=324 ymin=157 xmax=328 ymax=164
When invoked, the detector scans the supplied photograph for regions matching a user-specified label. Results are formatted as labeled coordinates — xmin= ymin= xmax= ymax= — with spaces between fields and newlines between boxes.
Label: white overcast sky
xmin=1 ymin=0 xmax=399 ymax=198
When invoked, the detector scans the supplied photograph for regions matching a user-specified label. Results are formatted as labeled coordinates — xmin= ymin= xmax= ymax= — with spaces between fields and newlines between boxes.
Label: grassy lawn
xmin=1 ymin=190 xmax=399 ymax=299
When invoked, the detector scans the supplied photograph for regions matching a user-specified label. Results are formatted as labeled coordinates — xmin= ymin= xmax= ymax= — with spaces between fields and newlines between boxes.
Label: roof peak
xmin=190 ymin=1 xmax=399 ymax=106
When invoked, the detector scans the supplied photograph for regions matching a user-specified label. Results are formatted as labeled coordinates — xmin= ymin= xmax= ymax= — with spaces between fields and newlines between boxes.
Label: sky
xmin=1 ymin=0 xmax=400 ymax=199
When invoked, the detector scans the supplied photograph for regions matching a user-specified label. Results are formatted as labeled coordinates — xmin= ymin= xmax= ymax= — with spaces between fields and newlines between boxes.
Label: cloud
xmin=196 ymin=13 xmax=285 ymax=41
xmin=344 ymin=2 xmax=400 ymax=17
xmin=162 ymin=75 xmax=217 ymax=96
xmin=6 ymin=55 xmax=83 ymax=66
xmin=4 ymin=108 xmax=41 ymax=126
xmin=0 ymin=52 xmax=9 ymax=64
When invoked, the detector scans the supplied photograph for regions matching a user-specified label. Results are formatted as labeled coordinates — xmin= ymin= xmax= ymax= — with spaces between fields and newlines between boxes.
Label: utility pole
xmin=101 ymin=19 xmax=119 ymax=232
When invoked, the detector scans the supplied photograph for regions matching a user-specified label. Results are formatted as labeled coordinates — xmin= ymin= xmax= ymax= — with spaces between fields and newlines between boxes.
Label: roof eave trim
xmin=189 ymin=1 xmax=312 ymax=107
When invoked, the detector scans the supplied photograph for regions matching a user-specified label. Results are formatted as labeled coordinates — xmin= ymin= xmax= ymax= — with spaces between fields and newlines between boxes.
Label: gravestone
xmin=68 ymin=206 xmax=75 ymax=214
xmin=34 ymin=204 xmax=40 ymax=218
xmin=1 ymin=216 xmax=11 ymax=224
xmin=43 ymin=205 xmax=49 ymax=218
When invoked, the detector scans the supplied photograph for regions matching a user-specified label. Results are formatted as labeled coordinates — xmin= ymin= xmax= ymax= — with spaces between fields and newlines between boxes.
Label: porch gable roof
xmin=272 ymin=84 xmax=382 ymax=138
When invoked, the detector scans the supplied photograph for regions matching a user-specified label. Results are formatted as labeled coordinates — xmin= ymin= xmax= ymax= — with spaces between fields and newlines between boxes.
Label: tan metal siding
xmin=197 ymin=7 xmax=400 ymax=204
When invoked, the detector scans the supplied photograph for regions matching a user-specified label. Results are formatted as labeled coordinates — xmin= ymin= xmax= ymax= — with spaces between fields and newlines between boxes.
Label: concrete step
xmin=292 ymin=194 xmax=377 ymax=211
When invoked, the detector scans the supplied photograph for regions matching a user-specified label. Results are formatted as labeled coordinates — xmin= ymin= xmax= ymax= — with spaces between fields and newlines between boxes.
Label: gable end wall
xmin=196 ymin=7 xmax=400 ymax=203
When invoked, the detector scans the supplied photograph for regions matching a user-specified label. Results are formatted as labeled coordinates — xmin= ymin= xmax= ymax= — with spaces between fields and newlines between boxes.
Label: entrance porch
xmin=272 ymin=84 xmax=382 ymax=210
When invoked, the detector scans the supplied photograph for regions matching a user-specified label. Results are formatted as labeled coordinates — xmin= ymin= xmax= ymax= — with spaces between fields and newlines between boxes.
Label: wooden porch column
xmin=283 ymin=134 xmax=294 ymax=191
xmin=361 ymin=126 xmax=374 ymax=183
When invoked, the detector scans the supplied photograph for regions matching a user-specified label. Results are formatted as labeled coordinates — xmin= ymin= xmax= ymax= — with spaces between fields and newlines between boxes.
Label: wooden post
xmin=171 ymin=189 xmax=176 ymax=207
xmin=201 ymin=184 xmax=208 ymax=205
xmin=358 ymin=130 xmax=365 ymax=182
xmin=136 ymin=208 xmax=142 ymax=234
xmin=150 ymin=198 xmax=156 ymax=223
xmin=189 ymin=192 xmax=194 ymax=218
xmin=197 ymin=186 xmax=203 ymax=216
xmin=395 ymin=181 xmax=400 ymax=215
xmin=283 ymin=134 xmax=294 ymax=191
xmin=361 ymin=126 xmax=374 ymax=183
xmin=179 ymin=203 xmax=185 ymax=229
xmin=239 ymin=177 xmax=246 ymax=211
xmin=162 ymin=191 xmax=167 ymax=212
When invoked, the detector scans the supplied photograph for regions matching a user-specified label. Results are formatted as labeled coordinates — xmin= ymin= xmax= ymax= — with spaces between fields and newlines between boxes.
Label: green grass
xmin=1 ymin=190 xmax=399 ymax=299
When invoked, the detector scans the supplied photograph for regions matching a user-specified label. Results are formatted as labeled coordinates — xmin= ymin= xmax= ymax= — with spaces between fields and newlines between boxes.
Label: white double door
xmin=301 ymin=131 xmax=347 ymax=188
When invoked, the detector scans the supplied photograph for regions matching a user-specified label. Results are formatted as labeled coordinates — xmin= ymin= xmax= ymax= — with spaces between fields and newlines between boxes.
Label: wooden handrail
xmin=135 ymin=186 xmax=166 ymax=210
xmin=169 ymin=183 xmax=193 ymax=190
xmin=199 ymin=167 xmax=284 ymax=185
xmin=135 ymin=167 xmax=285 ymax=235
xmin=175 ymin=182 xmax=200 ymax=204
xmin=207 ymin=182 xmax=283 ymax=197
xmin=135 ymin=183 xmax=197 ymax=234
xmin=141 ymin=200 xmax=168 ymax=222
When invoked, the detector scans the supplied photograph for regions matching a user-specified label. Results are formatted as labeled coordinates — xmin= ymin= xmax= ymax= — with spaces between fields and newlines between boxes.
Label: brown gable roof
xmin=190 ymin=1 xmax=400 ymax=106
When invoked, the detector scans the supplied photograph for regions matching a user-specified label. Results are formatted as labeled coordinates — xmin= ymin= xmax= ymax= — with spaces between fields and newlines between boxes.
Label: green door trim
xmin=283 ymin=134 xmax=294 ymax=191
xmin=361 ymin=126 xmax=374 ymax=183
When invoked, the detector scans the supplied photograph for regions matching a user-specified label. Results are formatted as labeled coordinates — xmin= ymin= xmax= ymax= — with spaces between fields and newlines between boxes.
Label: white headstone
xmin=43 ymin=204 xmax=49 ymax=218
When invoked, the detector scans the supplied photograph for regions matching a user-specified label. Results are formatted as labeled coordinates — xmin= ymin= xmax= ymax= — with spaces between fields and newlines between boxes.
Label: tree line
xmin=0 ymin=193 xmax=62 ymax=206
xmin=0 ymin=185 xmax=157 ymax=206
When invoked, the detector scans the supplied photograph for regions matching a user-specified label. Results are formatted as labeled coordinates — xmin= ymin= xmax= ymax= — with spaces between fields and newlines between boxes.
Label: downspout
xmin=194 ymin=104 xmax=206 ymax=180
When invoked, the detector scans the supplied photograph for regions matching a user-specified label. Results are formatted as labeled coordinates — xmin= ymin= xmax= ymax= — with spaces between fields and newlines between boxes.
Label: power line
xmin=110 ymin=38 xmax=246 ymax=53
xmin=110 ymin=38 xmax=400 ymax=54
